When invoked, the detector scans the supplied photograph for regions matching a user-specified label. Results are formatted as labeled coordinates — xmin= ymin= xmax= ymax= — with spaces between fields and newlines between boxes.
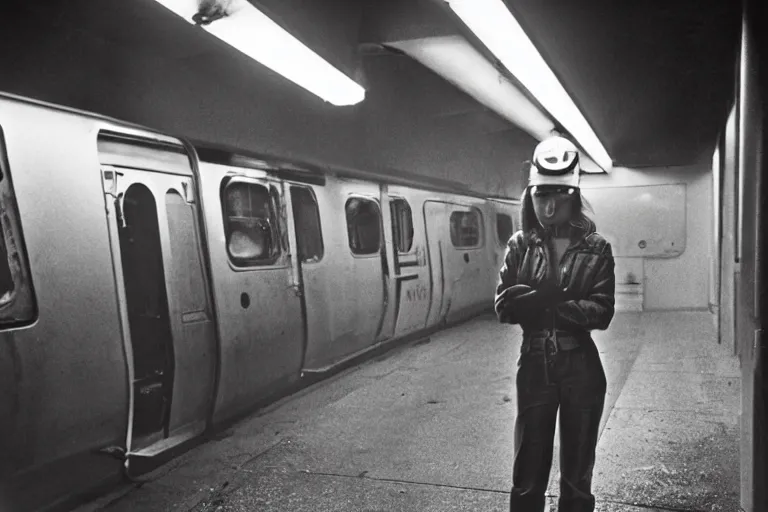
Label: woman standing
xmin=494 ymin=136 xmax=616 ymax=512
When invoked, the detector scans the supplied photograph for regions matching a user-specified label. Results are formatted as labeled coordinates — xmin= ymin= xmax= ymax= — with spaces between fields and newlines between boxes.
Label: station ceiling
xmin=363 ymin=0 xmax=742 ymax=168
xmin=1 ymin=0 xmax=741 ymax=195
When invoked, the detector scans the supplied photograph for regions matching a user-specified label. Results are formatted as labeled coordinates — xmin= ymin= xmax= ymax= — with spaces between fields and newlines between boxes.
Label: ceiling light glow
xmin=446 ymin=0 xmax=612 ymax=171
xmin=152 ymin=0 xmax=365 ymax=106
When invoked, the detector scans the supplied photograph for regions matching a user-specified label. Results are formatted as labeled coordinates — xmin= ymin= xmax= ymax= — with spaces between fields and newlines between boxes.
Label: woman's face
xmin=531 ymin=186 xmax=576 ymax=227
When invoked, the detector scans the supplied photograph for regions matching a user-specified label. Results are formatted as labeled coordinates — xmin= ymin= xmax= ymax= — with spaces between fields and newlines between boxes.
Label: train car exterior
xmin=0 ymin=92 xmax=520 ymax=511
xmin=0 ymin=96 xmax=137 ymax=512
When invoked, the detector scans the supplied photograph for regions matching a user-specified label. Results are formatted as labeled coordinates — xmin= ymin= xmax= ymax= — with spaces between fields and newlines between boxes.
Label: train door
xmin=101 ymin=166 xmax=216 ymax=458
xmin=316 ymin=183 xmax=387 ymax=367
xmin=389 ymin=195 xmax=431 ymax=338
xmin=205 ymin=172 xmax=304 ymax=422
xmin=443 ymin=203 xmax=487 ymax=321
xmin=424 ymin=201 xmax=487 ymax=326
xmin=286 ymin=184 xmax=328 ymax=371
xmin=338 ymin=186 xmax=387 ymax=349
xmin=376 ymin=186 xmax=398 ymax=342
xmin=424 ymin=201 xmax=449 ymax=327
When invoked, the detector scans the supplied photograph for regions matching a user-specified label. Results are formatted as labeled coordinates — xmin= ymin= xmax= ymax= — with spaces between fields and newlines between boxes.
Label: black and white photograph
xmin=0 ymin=1 xmax=764 ymax=511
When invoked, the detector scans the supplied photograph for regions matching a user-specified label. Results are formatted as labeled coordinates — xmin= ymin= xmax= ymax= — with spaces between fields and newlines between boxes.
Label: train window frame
xmin=290 ymin=185 xmax=325 ymax=264
xmin=220 ymin=177 xmax=283 ymax=268
xmin=449 ymin=208 xmax=484 ymax=249
xmin=345 ymin=196 xmax=382 ymax=257
xmin=390 ymin=197 xmax=414 ymax=254
xmin=496 ymin=213 xmax=514 ymax=247
xmin=0 ymin=126 xmax=37 ymax=327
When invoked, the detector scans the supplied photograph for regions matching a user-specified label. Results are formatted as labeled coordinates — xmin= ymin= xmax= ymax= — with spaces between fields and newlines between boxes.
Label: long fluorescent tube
xmin=389 ymin=36 xmax=556 ymax=141
xmin=151 ymin=0 xmax=365 ymax=106
xmin=446 ymin=0 xmax=612 ymax=171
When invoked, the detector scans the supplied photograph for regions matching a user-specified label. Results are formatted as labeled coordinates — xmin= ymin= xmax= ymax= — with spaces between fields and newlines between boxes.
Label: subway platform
xmin=75 ymin=311 xmax=741 ymax=512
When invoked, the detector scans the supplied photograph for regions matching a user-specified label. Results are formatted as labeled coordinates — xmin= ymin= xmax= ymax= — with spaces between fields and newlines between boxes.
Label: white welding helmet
xmin=528 ymin=136 xmax=581 ymax=189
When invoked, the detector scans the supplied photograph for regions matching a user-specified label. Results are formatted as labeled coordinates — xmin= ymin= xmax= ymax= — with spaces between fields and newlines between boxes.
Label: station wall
xmin=581 ymin=164 xmax=713 ymax=311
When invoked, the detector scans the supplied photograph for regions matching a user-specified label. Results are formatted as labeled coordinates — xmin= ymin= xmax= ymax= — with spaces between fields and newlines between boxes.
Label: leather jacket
xmin=495 ymin=220 xmax=616 ymax=334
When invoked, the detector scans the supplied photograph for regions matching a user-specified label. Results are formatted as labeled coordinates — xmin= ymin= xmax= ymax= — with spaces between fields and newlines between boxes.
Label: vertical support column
xmin=737 ymin=0 xmax=766 ymax=509
xmin=719 ymin=105 xmax=738 ymax=352
xmin=710 ymin=146 xmax=720 ymax=324
xmin=748 ymin=1 xmax=767 ymax=509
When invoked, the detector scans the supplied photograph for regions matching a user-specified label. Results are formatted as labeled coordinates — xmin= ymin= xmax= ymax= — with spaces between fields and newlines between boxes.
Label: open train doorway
xmin=117 ymin=183 xmax=175 ymax=446
xmin=99 ymin=145 xmax=218 ymax=469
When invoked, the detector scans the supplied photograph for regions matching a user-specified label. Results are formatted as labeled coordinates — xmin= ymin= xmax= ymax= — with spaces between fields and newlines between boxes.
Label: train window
xmin=496 ymin=213 xmax=514 ymax=246
xmin=0 ymin=129 xmax=36 ymax=326
xmin=450 ymin=209 xmax=483 ymax=248
xmin=290 ymin=186 xmax=324 ymax=263
xmin=345 ymin=197 xmax=381 ymax=255
xmin=221 ymin=180 xmax=281 ymax=267
xmin=390 ymin=198 xmax=414 ymax=253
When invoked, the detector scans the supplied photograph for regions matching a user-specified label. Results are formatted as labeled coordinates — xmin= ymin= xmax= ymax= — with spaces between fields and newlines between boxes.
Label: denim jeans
xmin=509 ymin=339 xmax=607 ymax=512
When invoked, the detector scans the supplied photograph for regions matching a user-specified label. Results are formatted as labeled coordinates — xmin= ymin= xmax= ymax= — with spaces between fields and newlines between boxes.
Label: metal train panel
xmin=0 ymin=99 xmax=128 ymax=509
xmin=197 ymin=162 xmax=305 ymax=425
xmin=300 ymin=177 xmax=387 ymax=372
xmin=97 ymin=136 xmax=194 ymax=177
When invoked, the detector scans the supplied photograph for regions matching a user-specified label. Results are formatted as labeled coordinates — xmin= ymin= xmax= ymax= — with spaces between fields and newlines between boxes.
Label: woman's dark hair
xmin=519 ymin=186 xmax=595 ymax=236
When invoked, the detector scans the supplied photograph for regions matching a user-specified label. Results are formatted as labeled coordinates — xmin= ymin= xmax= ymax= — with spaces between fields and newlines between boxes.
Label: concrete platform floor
xmin=75 ymin=311 xmax=741 ymax=512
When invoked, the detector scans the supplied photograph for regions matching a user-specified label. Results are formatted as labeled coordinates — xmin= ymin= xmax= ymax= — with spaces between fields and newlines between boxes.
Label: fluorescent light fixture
xmin=445 ymin=0 xmax=612 ymax=171
xmin=151 ymin=0 xmax=365 ymax=106
xmin=389 ymin=36 xmax=556 ymax=141
xmin=578 ymin=152 xmax=606 ymax=174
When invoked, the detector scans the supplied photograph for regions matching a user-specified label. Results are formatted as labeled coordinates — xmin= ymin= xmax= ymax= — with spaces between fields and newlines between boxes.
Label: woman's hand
xmin=513 ymin=281 xmax=577 ymax=313
xmin=495 ymin=284 xmax=532 ymax=316
xmin=495 ymin=282 xmax=581 ymax=323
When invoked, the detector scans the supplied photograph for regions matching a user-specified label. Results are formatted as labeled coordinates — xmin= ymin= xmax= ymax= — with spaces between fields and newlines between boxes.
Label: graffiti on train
xmin=405 ymin=283 xmax=429 ymax=302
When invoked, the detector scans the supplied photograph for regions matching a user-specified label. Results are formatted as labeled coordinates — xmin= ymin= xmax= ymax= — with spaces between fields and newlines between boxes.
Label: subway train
xmin=0 ymin=92 xmax=521 ymax=511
